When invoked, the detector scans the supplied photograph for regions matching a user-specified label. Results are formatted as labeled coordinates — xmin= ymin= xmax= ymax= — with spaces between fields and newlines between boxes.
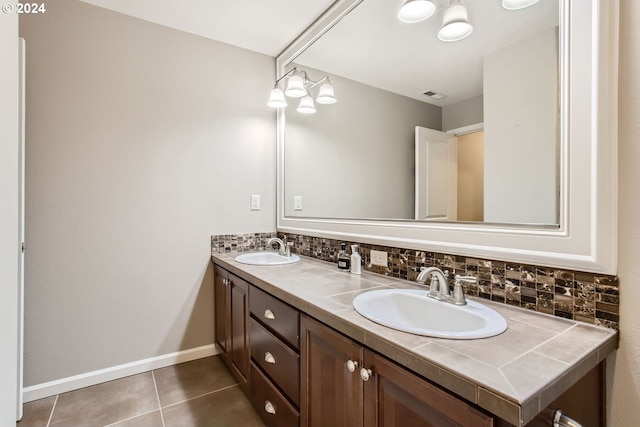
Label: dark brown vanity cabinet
xmin=300 ymin=314 xmax=494 ymax=427
xmin=213 ymin=265 xmax=250 ymax=393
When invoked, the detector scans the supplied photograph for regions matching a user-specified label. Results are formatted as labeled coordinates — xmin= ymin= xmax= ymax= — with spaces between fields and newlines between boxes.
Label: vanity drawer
xmin=251 ymin=361 xmax=300 ymax=427
xmin=250 ymin=286 xmax=299 ymax=349
xmin=250 ymin=317 xmax=300 ymax=406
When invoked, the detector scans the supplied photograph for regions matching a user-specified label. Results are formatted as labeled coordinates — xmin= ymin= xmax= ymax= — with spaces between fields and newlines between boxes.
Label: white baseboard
xmin=23 ymin=344 xmax=218 ymax=403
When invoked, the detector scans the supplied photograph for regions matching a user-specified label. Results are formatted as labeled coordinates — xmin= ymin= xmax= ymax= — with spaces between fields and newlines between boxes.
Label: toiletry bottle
xmin=337 ymin=243 xmax=351 ymax=270
xmin=350 ymin=245 xmax=362 ymax=275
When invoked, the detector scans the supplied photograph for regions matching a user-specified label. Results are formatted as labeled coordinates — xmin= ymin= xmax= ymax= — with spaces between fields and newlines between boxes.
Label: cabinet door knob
xmin=346 ymin=359 xmax=358 ymax=372
xmin=360 ymin=367 xmax=373 ymax=382
xmin=264 ymin=352 xmax=276 ymax=364
xmin=264 ymin=400 xmax=276 ymax=415
xmin=264 ymin=309 xmax=276 ymax=320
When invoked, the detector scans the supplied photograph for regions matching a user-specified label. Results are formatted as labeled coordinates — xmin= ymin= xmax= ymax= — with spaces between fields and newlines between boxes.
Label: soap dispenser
xmin=350 ymin=245 xmax=362 ymax=275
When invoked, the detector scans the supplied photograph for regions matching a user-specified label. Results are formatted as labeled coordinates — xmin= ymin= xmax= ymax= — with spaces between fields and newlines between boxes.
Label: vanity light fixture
xmin=297 ymin=94 xmax=316 ymax=114
xmin=267 ymin=67 xmax=337 ymax=112
xmin=438 ymin=0 xmax=473 ymax=42
xmin=501 ymin=0 xmax=540 ymax=10
xmin=397 ymin=0 xmax=436 ymax=23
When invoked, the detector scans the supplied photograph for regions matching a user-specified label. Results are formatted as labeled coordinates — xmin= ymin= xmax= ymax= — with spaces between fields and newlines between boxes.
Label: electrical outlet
xmin=370 ymin=250 xmax=388 ymax=267
xmin=294 ymin=196 xmax=303 ymax=211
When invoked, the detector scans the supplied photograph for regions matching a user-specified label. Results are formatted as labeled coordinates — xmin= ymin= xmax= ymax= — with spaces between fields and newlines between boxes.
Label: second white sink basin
xmin=353 ymin=289 xmax=507 ymax=339
xmin=235 ymin=252 xmax=300 ymax=266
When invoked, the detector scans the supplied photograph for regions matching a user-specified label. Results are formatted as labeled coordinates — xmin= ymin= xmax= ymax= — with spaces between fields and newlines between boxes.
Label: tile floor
xmin=17 ymin=356 xmax=265 ymax=427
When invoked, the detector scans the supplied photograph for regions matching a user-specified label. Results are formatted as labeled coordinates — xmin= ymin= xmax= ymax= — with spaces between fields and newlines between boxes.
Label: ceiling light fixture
xmin=437 ymin=0 xmax=473 ymax=42
xmin=397 ymin=0 xmax=436 ymax=23
xmin=501 ymin=0 xmax=540 ymax=11
xmin=267 ymin=68 xmax=337 ymax=112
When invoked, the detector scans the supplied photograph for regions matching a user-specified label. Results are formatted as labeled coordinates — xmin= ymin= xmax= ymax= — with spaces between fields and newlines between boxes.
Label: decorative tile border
xmin=211 ymin=232 xmax=619 ymax=330
xmin=211 ymin=232 xmax=278 ymax=254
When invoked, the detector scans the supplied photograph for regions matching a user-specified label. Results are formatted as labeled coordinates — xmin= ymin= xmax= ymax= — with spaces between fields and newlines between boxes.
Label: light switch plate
xmin=251 ymin=194 xmax=261 ymax=210
xmin=294 ymin=196 xmax=303 ymax=211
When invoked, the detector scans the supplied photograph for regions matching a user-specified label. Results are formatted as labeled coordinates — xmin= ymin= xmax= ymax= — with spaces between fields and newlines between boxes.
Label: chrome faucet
xmin=416 ymin=267 xmax=476 ymax=306
xmin=267 ymin=237 xmax=292 ymax=257
xmin=417 ymin=267 xmax=450 ymax=300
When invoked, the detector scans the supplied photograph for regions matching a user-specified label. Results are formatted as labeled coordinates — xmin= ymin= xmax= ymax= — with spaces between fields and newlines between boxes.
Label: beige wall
xmin=19 ymin=1 xmax=275 ymax=387
xmin=0 ymin=9 xmax=19 ymax=425
xmin=609 ymin=0 xmax=640 ymax=424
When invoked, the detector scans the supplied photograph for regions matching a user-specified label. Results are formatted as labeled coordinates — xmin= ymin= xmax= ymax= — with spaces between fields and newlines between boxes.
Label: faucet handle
xmin=455 ymin=275 xmax=477 ymax=284
xmin=451 ymin=275 xmax=477 ymax=305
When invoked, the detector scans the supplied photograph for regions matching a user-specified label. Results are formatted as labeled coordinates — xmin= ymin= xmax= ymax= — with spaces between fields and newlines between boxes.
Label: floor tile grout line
xmin=161 ymin=383 xmax=241 ymax=410
xmin=102 ymin=409 xmax=162 ymax=427
xmin=151 ymin=371 xmax=167 ymax=427
xmin=45 ymin=395 xmax=58 ymax=427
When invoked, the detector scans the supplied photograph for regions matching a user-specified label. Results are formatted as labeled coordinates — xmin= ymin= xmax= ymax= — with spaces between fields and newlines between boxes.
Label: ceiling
xmin=78 ymin=0 xmax=336 ymax=57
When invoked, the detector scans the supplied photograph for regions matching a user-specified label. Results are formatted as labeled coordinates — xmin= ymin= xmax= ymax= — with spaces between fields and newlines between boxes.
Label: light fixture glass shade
xmin=297 ymin=95 xmax=316 ymax=114
xmin=285 ymin=74 xmax=307 ymax=98
xmin=316 ymin=82 xmax=337 ymax=104
xmin=397 ymin=0 xmax=436 ymax=23
xmin=267 ymin=86 xmax=287 ymax=108
xmin=437 ymin=2 xmax=473 ymax=42
xmin=501 ymin=0 xmax=540 ymax=10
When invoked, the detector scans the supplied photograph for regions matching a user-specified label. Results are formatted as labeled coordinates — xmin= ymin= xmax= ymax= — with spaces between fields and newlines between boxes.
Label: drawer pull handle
xmin=264 ymin=400 xmax=276 ymax=415
xmin=265 ymin=352 xmax=276 ymax=364
xmin=360 ymin=367 xmax=373 ymax=382
xmin=264 ymin=309 xmax=276 ymax=320
xmin=346 ymin=359 xmax=358 ymax=373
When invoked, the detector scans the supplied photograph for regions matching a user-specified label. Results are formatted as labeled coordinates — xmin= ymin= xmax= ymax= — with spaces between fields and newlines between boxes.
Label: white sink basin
xmin=353 ymin=289 xmax=507 ymax=339
xmin=235 ymin=252 xmax=300 ymax=266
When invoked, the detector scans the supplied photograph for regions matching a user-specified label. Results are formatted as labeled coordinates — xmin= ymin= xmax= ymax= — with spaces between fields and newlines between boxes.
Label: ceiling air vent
xmin=423 ymin=90 xmax=447 ymax=100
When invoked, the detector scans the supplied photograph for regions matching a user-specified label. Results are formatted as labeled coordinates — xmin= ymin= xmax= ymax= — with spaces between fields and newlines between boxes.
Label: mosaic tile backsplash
xmin=211 ymin=232 xmax=619 ymax=330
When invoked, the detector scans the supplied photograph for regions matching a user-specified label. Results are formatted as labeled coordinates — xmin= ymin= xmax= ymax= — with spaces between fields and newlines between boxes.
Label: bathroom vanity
xmin=212 ymin=254 xmax=616 ymax=427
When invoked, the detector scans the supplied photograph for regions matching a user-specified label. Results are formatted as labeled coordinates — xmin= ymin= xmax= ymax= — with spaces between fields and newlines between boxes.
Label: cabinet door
xmin=300 ymin=315 xmax=364 ymax=427
xmin=363 ymin=349 xmax=493 ymax=427
xmin=213 ymin=265 xmax=230 ymax=363
xmin=230 ymin=274 xmax=250 ymax=391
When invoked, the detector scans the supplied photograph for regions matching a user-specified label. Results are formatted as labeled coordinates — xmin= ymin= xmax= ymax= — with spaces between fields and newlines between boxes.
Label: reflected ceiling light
xmin=501 ymin=0 xmax=540 ymax=10
xmin=315 ymin=78 xmax=337 ymax=104
xmin=438 ymin=0 xmax=473 ymax=42
xmin=297 ymin=94 xmax=316 ymax=114
xmin=267 ymin=67 xmax=337 ymax=112
xmin=397 ymin=0 xmax=436 ymax=23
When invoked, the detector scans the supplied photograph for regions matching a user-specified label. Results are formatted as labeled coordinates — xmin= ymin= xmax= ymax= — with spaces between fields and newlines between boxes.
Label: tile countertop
xmin=212 ymin=253 xmax=618 ymax=427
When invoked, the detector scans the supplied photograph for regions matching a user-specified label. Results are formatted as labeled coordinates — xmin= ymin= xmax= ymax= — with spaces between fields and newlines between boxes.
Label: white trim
xmin=22 ymin=344 xmax=217 ymax=402
xmin=446 ymin=122 xmax=484 ymax=136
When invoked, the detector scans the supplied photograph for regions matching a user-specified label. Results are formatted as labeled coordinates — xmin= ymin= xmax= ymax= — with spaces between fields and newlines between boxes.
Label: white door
xmin=414 ymin=126 xmax=457 ymax=221
xmin=17 ymin=37 xmax=25 ymax=421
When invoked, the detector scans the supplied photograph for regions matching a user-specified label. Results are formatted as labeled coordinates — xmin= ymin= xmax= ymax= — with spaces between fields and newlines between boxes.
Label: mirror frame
xmin=276 ymin=0 xmax=618 ymax=274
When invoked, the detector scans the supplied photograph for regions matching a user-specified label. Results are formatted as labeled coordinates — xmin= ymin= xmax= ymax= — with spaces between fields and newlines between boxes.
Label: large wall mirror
xmin=276 ymin=0 xmax=618 ymax=274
